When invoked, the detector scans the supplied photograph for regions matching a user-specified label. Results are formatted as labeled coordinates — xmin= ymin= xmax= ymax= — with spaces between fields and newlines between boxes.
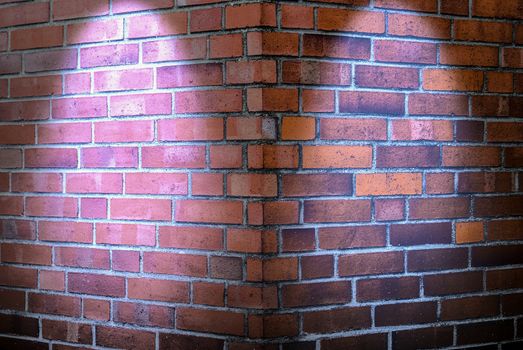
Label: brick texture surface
xmin=0 ymin=0 xmax=522 ymax=348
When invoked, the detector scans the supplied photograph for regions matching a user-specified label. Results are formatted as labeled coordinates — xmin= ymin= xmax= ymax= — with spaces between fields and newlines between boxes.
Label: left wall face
xmin=0 ymin=0 xmax=272 ymax=348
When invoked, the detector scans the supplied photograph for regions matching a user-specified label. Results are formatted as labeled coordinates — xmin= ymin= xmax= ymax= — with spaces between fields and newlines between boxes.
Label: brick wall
xmin=0 ymin=0 xmax=522 ymax=349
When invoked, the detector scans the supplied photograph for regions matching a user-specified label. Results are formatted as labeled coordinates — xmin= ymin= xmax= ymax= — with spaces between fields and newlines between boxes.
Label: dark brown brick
xmin=339 ymin=251 xmax=404 ymax=276
xmin=322 ymin=333 xmax=388 ymax=350
xmin=302 ymin=34 xmax=370 ymax=59
xmin=0 ymin=337 xmax=48 ymax=350
xmin=159 ymin=333 xmax=224 ymax=350
xmin=319 ymin=225 xmax=386 ymax=249
xmin=303 ymin=306 xmax=371 ymax=333
xmin=281 ymin=228 xmax=315 ymax=252
xmin=339 ymin=91 xmax=405 ymax=115
xmin=390 ymin=222 xmax=452 ymax=246
xmin=0 ymin=314 xmax=39 ymax=337
xmin=357 ymin=276 xmax=419 ymax=302
xmin=487 ymin=268 xmax=523 ymax=290
xmin=474 ymin=196 xmax=523 ymax=217
xmin=457 ymin=320 xmax=514 ymax=345
xmin=282 ymin=281 xmax=351 ymax=307
xmin=458 ymin=172 xmax=512 ymax=193
xmin=392 ymin=326 xmax=453 ymax=350
xmin=376 ymin=301 xmax=437 ymax=326
xmin=472 ymin=245 xmax=523 ymax=267
xmin=501 ymin=293 xmax=523 ymax=316
xmin=441 ymin=295 xmax=500 ymax=321
xmin=301 ymin=255 xmax=334 ymax=279
xmin=424 ymin=271 xmax=483 ymax=296
xmin=282 ymin=174 xmax=352 ymax=197
xmin=456 ymin=120 xmax=484 ymax=142
xmin=488 ymin=220 xmax=523 ymax=241
xmin=407 ymin=248 xmax=468 ymax=272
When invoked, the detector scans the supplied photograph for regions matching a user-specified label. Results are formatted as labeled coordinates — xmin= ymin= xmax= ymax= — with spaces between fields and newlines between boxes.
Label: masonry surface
xmin=0 ymin=0 xmax=522 ymax=349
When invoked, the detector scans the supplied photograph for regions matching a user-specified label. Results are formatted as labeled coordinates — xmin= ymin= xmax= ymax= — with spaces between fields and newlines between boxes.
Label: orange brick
xmin=456 ymin=222 xmax=484 ymax=244
xmin=388 ymin=14 xmax=450 ymax=39
xmin=302 ymin=146 xmax=372 ymax=169
xmin=356 ymin=173 xmax=422 ymax=196
xmin=281 ymin=116 xmax=316 ymax=140
xmin=423 ymin=69 xmax=483 ymax=91
xmin=317 ymin=8 xmax=385 ymax=33
xmin=225 ymin=3 xmax=275 ymax=29
xmin=440 ymin=44 xmax=498 ymax=67
xmin=281 ymin=4 xmax=314 ymax=29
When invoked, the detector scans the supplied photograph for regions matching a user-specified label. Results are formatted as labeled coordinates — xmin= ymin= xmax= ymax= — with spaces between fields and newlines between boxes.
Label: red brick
xmin=0 ymin=54 xmax=22 ymax=74
xmin=356 ymin=65 xmax=419 ymax=89
xmin=302 ymin=255 xmax=334 ymax=279
xmin=143 ymin=252 xmax=207 ymax=277
xmin=39 ymin=221 xmax=92 ymax=243
xmin=38 ymin=122 xmax=91 ymax=144
xmin=159 ymin=117 xmax=223 ymax=141
xmin=318 ymin=8 xmax=384 ymax=33
xmin=262 ymin=257 xmax=298 ymax=281
xmin=375 ymin=198 xmax=405 ymax=221
xmin=487 ymin=72 xmax=513 ymax=93
xmin=11 ymin=25 xmax=63 ymax=50
xmin=225 ymin=3 xmax=275 ymax=28
xmin=142 ymin=146 xmax=205 ymax=168
xmin=12 ymin=172 xmax=61 ymax=193
xmin=128 ymin=12 xmax=187 ymax=38
xmin=112 ymin=250 xmax=139 ymax=272
xmin=473 ymin=0 xmax=522 ymax=19
xmin=64 ymin=73 xmax=90 ymax=94
xmin=247 ymin=32 xmax=299 ymax=56
xmin=210 ymin=33 xmax=243 ymax=58
xmin=175 ymin=199 xmax=243 ymax=224
xmin=84 ymin=299 xmax=111 ymax=320
xmin=53 ymin=0 xmax=108 ymax=20
xmin=113 ymin=0 xmax=173 ymax=13
xmin=503 ymin=48 xmax=523 ymax=68
xmin=55 ymin=247 xmax=109 ymax=269
xmin=52 ymin=97 xmax=107 ymax=119
xmin=110 ymin=198 xmax=171 ymax=221
xmin=192 ymin=173 xmax=224 ymax=196
xmin=281 ymin=4 xmax=314 ymax=29
xmin=68 ymin=273 xmax=125 ymax=297
xmin=81 ymin=147 xmax=138 ymax=168
xmin=248 ymin=88 xmax=298 ymax=112
xmin=263 ymin=201 xmax=299 ymax=225
xmin=210 ymin=256 xmax=243 ymax=280
xmin=409 ymin=197 xmax=470 ymax=219
xmin=94 ymin=68 xmax=152 ymax=92
xmin=409 ymin=93 xmax=469 ymax=115
xmin=426 ymin=172 xmax=454 ymax=194
xmin=210 ymin=145 xmax=243 ymax=169
xmin=42 ymin=321 xmax=92 ymax=345
xmin=375 ymin=39 xmax=436 ymax=64
xmin=11 ymin=75 xmax=62 ymax=97
xmin=190 ymin=7 xmax=221 ymax=32
xmin=128 ymin=278 xmax=189 ymax=303
xmin=159 ymin=226 xmax=223 ymax=250
xmin=228 ymin=285 xmax=277 ymax=309
xmin=304 ymin=199 xmax=370 ymax=223
xmin=458 ymin=172 xmax=512 ymax=193
xmin=0 ymin=100 xmax=50 ymax=122
xmin=176 ymin=89 xmax=242 ymax=113
xmin=28 ymin=293 xmax=81 ymax=317
xmin=0 ymin=2 xmax=49 ymax=28
xmin=226 ymin=60 xmax=277 ymax=84
xmin=441 ymin=0 xmax=468 ymax=15
xmin=96 ymin=326 xmax=155 ymax=350
xmin=227 ymin=116 xmax=276 ymax=140
xmin=126 ymin=172 xmax=187 ymax=195
xmin=248 ymin=145 xmax=298 ymax=169
xmin=114 ymin=302 xmax=173 ymax=328
xmin=388 ymin=14 xmax=450 ymax=38
xmin=66 ymin=173 xmax=122 ymax=194
xmin=39 ymin=270 xmax=64 ymax=291
xmin=158 ymin=63 xmax=222 ymax=88
xmin=80 ymin=44 xmax=138 ymax=68
xmin=376 ymin=0 xmax=436 ymax=11
xmin=281 ymin=116 xmax=315 ymax=140
xmin=443 ymin=146 xmax=501 ymax=167
xmin=177 ymin=308 xmax=244 ymax=336
xmin=94 ymin=120 xmax=153 ymax=143
xmin=0 ymin=196 xmax=23 ymax=216
xmin=282 ymin=281 xmax=351 ymax=307
xmin=0 ymin=266 xmax=37 ymax=288
xmin=26 ymin=196 xmax=78 ymax=218
xmin=1 ymin=243 xmax=51 ymax=265
xmin=193 ymin=282 xmax=225 ymax=307
xmin=227 ymin=173 xmax=276 ymax=197
xmin=377 ymin=146 xmax=440 ymax=168
xmin=0 ymin=219 xmax=36 ymax=240
xmin=303 ymin=89 xmax=335 ymax=112
xmin=454 ymin=20 xmax=512 ymax=43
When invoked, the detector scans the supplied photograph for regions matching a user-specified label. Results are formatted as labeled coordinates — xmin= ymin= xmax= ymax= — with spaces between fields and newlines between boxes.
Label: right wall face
xmin=258 ymin=0 xmax=523 ymax=348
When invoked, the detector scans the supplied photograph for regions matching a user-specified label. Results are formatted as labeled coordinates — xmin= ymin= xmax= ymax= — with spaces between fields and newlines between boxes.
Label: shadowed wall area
xmin=0 ymin=0 xmax=522 ymax=349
